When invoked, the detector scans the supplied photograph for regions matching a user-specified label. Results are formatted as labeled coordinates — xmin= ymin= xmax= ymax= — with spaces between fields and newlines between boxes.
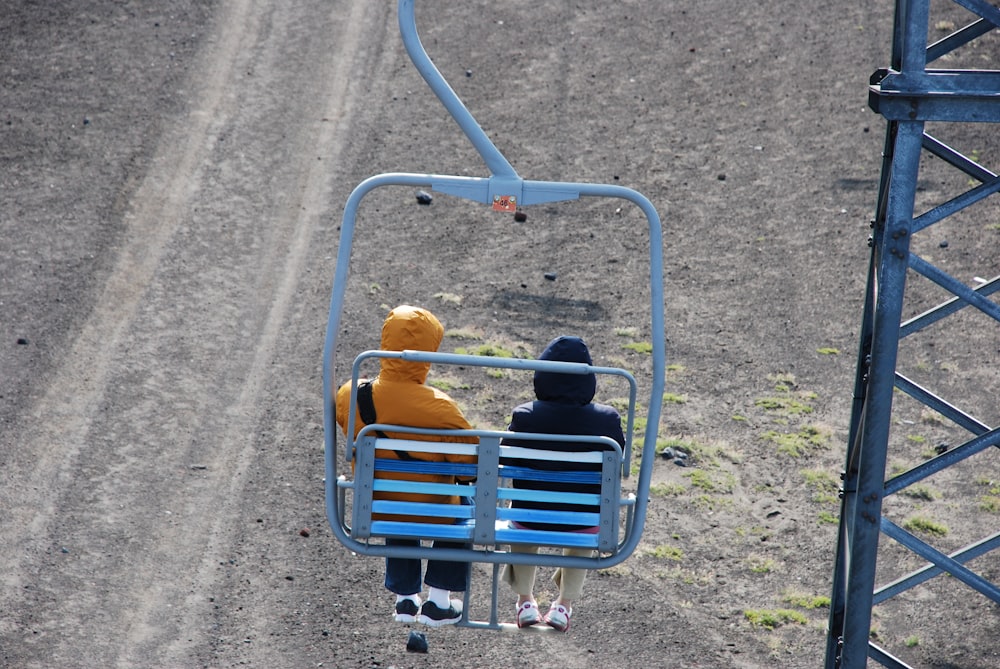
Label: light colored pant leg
xmin=501 ymin=544 xmax=540 ymax=597
xmin=551 ymin=547 xmax=597 ymax=601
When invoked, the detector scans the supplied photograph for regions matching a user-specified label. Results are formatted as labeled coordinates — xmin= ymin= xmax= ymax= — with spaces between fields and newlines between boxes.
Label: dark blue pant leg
xmin=384 ymin=538 xmax=422 ymax=595
xmin=422 ymin=540 xmax=471 ymax=593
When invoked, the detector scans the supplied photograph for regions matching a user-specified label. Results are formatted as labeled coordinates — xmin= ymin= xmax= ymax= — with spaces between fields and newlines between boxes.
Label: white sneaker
xmin=516 ymin=601 xmax=540 ymax=628
xmin=544 ymin=603 xmax=571 ymax=632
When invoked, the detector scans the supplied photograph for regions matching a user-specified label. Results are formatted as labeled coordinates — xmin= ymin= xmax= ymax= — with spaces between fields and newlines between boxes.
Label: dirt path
xmin=1 ymin=2 xmax=383 ymax=666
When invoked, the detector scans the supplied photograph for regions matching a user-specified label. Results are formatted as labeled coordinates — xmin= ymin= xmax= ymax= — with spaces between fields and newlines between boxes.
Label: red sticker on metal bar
xmin=492 ymin=194 xmax=517 ymax=212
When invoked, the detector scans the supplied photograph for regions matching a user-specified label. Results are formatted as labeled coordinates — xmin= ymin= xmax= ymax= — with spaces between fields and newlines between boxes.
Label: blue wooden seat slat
xmin=495 ymin=526 xmax=600 ymax=548
xmin=497 ymin=487 xmax=601 ymax=505
xmin=498 ymin=465 xmax=602 ymax=484
xmin=497 ymin=506 xmax=601 ymax=527
xmin=369 ymin=520 xmax=475 ymax=541
xmin=372 ymin=500 xmax=475 ymax=519
xmin=373 ymin=457 xmax=477 ymax=478
xmin=371 ymin=479 xmax=470 ymax=497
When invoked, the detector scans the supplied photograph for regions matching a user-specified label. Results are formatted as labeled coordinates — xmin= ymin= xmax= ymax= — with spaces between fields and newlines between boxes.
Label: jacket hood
xmin=379 ymin=305 xmax=444 ymax=383
xmin=533 ymin=335 xmax=596 ymax=405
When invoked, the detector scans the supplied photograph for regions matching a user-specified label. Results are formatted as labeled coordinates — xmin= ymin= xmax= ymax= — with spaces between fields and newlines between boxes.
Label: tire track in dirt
xmin=0 ymin=0 xmax=253 ymax=630
xmin=150 ymin=1 xmax=379 ymax=664
xmin=0 ymin=1 xmax=377 ymax=666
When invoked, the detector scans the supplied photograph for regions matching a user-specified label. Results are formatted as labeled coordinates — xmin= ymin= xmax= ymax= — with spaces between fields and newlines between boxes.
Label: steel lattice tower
xmin=825 ymin=1 xmax=1000 ymax=668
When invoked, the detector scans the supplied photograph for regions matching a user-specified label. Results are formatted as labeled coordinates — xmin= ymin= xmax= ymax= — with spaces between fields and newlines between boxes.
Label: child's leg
xmin=503 ymin=544 xmax=543 ymax=627
xmin=384 ymin=538 xmax=423 ymax=595
xmin=423 ymin=539 xmax=471 ymax=593
xmin=501 ymin=544 xmax=540 ymax=603
xmin=551 ymin=547 xmax=597 ymax=605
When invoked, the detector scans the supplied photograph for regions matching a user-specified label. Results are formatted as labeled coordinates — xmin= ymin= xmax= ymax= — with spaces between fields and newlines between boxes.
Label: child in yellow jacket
xmin=336 ymin=305 xmax=477 ymax=626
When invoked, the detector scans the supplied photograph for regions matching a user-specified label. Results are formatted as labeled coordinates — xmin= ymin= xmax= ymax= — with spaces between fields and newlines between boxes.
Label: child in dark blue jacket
xmin=500 ymin=336 xmax=626 ymax=632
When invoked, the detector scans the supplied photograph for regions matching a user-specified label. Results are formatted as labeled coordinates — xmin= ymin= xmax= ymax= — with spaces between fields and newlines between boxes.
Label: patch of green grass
xmin=975 ymin=477 xmax=1000 ymax=494
xmin=648 ymin=544 xmax=684 ymax=561
xmin=622 ymin=341 xmax=653 ymax=354
xmin=744 ymin=609 xmax=807 ymax=630
xmin=903 ymin=516 xmax=948 ymax=537
xmin=631 ymin=415 xmax=648 ymax=435
xmin=816 ymin=347 xmax=840 ymax=355
xmin=906 ymin=434 xmax=926 ymax=443
xmin=655 ymin=437 xmax=696 ymax=457
xmin=887 ymin=461 xmax=907 ymax=477
xmin=427 ymin=378 xmax=471 ymax=392
xmin=764 ymin=425 xmax=830 ymax=457
xmin=905 ymin=635 xmax=920 ymax=648
xmin=900 ymin=484 xmax=939 ymax=501
xmin=979 ymin=495 xmax=1000 ymax=513
xmin=666 ymin=363 xmax=685 ymax=373
xmin=651 ymin=437 xmax=743 ymax=473
xmin=733 ymin=525 xmax=771 ymax=541
xmin=767 ymin=372 xmax=797 ymax=388
xmin=802 ymin=468 xmax=839 ymax=491
xmin=614 ymin=326 xmax=640 ymax=338
xmin=607 ymin=397 xmax=632 ymax=414
xmin=747 ymin=555 xmax=776 ymax=574
xmin=662 ymin=392 xmax=687 ymax=405
xmin=650 ymin=482 xmax=686 ymax=497
xmin=756 ymin=396 xmax=814 ymax=415
xmin=781 ymin=591 xmax=831 ymax=609
xmin=692 ymin=495 xmax=735 ymax=512
xmin=731 ymin=414 xmax=747 ymax=422
xmin=684 ymin=469 xmax=735 ymax=494
xmin=445 ymin=327 xmax=482 ymax=340
xmin=664 ymin=438 xmax=741 ymax=468
xmin=817 ymin=510 xmax=839 ymax=524
xmin=470 ymin=343 xmax=515 ymax=357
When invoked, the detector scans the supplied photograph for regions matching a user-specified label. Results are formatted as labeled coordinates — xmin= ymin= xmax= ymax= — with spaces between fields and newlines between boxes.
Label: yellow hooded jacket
xmin=335 ymin=305 xmax=477 ymax=524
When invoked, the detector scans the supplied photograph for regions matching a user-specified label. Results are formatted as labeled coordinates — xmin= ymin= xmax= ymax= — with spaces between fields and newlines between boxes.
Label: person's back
xmin=502 ymin=335 xmax=625 ymax=531
xmin=334 ymin=305 xmax=476 ymax=626
xmin=336 ymin=305 xmax=476 ymax=520
xmin=500 ymin=335 xmax=625 ymax=631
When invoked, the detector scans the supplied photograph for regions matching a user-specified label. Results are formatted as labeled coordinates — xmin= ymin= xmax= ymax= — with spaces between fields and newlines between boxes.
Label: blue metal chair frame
xmin=322 ymin=0 xmax=665 ymax=629
xmin=826 ymin=1 xmax=1000 ymax=667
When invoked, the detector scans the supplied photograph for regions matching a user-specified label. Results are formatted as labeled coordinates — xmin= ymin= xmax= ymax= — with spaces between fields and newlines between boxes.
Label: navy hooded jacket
xmin=502 ymin=336 xmax=626 ymax=532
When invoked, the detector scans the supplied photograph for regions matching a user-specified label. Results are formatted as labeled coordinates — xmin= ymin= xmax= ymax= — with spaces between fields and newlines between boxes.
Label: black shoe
xmin=418 ymin=599 xmax=463 ymax=627
xmin=394 ymin=598 xmax=420 ymax=623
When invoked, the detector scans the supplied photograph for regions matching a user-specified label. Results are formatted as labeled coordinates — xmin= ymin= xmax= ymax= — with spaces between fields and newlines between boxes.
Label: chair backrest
xmin=351 ymin=432 xmax=626 ymax=555
xmin=330 ymin=348 xmax=641 ymax=570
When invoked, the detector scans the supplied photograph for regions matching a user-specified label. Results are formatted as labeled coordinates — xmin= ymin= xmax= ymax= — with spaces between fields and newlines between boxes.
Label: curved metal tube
xmin=399 ymin=0 xmax=518 ymax=179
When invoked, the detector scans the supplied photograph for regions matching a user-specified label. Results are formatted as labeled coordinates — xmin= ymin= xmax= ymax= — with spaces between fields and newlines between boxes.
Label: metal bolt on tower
xmin=825 ymin=1 xmax=1000 ymax=668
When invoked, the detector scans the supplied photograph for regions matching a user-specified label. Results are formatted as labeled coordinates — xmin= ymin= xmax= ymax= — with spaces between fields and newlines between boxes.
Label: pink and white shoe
xmin=543 ymin=603 xmax=571 ymax=632
xmin=516 ymin=600 xmax=540 ymax=628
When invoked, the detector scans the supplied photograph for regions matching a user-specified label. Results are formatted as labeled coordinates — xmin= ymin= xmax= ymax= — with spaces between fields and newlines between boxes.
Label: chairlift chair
xmin=323 ymin=0 xmax=666 ymax=630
